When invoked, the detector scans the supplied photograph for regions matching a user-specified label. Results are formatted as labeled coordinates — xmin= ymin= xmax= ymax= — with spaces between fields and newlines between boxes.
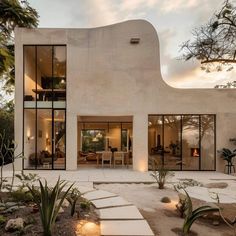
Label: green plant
xmin=66 ymin=187 xmax=81 ymax=216
xmin=27 ymin=178 xmax=74 ymax=236
xmin=80 ymin=200 xmax=91 ymax=211
xmin=15 ymin=171 xmax=39 ymax=188
xmin=174 ymin=179 xmax=203 ymax=190
xmin=0 ymin=215 xmax=6 ymax=225
xmin=218 ymin=148 xmax=236 ymax=174
xmin=11 ymin=187 xmax=33 ymax=203
xmin=150 ymin=165 xmax=174 ymax=189
xmin=182 ymin=189 xmax=219 ymax=235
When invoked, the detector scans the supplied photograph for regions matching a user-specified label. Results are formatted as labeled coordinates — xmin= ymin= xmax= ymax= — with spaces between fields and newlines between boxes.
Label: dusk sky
xmin=28 ymin=0 xmax=236 ymax=88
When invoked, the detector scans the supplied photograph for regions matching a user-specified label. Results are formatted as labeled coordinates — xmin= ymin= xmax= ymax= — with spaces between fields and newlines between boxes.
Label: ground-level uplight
xmin=76 ymin=220 xmax=100 ymax=236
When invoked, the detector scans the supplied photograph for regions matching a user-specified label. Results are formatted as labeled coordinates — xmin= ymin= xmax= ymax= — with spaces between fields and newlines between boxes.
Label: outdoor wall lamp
xmin=130 ymin=38 xmax=140 ymax=44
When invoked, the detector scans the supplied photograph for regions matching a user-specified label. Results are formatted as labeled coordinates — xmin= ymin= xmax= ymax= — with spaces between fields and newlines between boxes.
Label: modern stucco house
xmin=14 ymin=20 xmax=236 ymax=172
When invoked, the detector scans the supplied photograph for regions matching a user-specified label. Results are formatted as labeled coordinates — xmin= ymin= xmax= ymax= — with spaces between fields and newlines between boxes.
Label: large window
xmin=148 ymin=115 xmax=215 ymax=171
xmin=23 ymin=45 xmax=66 ymax=170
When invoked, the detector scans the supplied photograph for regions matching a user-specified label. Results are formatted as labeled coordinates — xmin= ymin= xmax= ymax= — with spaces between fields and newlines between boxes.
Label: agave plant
xmin=27 ymin=178 xmax=74 ymax=236
xmin=182 ymin=189 xmax=219 ymax=235
xmin=218 ymin=148 xmax=236 ymax=174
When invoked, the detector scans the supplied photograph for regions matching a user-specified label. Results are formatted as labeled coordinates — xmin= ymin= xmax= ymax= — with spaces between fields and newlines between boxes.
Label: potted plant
xmin=218 ymin=148 xmax=236 ymax=174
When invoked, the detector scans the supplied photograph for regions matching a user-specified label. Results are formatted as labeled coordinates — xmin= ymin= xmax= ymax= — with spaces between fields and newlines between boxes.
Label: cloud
xmin=120 ymin=0 xmax=158 ymax=11
xmin=73 ymin=0 xmax=160 ymax=27
xmin=160 ymin=0 xmax=199 ymax=13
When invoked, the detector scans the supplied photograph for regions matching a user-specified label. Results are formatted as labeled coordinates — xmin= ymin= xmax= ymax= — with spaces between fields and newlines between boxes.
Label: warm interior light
xmin=92 ymin=137 xmax=99 ymax=142
xmin=96 ymin=132 xmax=103 ymax=138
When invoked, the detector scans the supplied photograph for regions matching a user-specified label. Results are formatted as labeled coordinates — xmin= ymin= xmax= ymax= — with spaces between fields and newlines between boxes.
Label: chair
xmin=114 ymin=152 xmax=124 ymax=168
xmin=102 ymin=151 xmax=112 ymax=168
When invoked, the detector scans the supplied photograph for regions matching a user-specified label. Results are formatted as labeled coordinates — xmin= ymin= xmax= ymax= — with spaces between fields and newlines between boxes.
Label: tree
xmin=0 ymin=0 xmax=39 ymax=94
xmin=181 ymin=0 xmax=236 ymax=72
xmin=215 ymin=80 xmax=236 ymax=88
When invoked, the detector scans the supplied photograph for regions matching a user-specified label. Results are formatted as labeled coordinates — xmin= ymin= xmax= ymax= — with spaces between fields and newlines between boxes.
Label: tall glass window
xmin=23 ymin=45 xmax=66 ymax=170
xmin=148 ymin=114 xmax=215 ymax=171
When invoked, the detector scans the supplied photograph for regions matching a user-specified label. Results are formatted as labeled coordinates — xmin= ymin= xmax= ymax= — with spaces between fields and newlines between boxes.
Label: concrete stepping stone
xmin=100 ymin=220 xmax=154 ymax=236
xmin=83 ymin=190 xmax=117 ymax=201
xmin=92 ymin=196 xmax=132 ymax=209
xmin=99 ymin=205 xmax=143 ymax=220
xmin=75 ymin=186 xmax=95 ymax=194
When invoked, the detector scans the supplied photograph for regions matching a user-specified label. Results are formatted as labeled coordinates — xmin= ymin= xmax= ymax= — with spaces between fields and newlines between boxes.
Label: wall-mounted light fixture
xmin=27 ymin=135 xmax=34 ymax=141
xmin=130 ymin=38 xmax=140 ymax=44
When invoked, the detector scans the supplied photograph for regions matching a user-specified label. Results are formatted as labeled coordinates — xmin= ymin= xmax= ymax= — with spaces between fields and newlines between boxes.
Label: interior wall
xmin=37 ymin=115 xmax=52 ymax=153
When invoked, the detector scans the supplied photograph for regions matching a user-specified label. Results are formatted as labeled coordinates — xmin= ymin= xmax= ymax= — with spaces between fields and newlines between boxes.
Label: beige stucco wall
xmin=15 ymin=20 xmax=236 ymax=172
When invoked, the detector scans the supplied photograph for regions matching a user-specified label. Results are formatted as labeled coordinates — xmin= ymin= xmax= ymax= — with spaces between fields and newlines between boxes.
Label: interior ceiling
xmin=78 ymin=116 xmax=133 ymax=122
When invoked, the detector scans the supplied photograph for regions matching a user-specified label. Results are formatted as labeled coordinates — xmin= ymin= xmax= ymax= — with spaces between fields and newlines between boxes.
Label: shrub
xmin=11 ymin=188 xmax=33 ymax=203
xmin=150 ymin=165 xmax=174 ymax=189
xmin=27 ymin=178 xmax=74 ymax=236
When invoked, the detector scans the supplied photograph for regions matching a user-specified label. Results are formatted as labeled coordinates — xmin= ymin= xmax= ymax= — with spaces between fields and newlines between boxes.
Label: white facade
xmin=15 ymin=20 xmax=236 ymax=172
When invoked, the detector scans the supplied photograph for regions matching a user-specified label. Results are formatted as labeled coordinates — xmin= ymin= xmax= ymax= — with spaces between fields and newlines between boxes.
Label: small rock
xmin=0 ymin=206 xmax=6 ymax=211
xmin=61 ymin=199 xmax=70 ymax=208
xmin=58 ymin=207 xmax=64 ymax=213
xmin=3 ymin=206 xmax=19 ymax=214
xmin=212 ymin=220 xmax=220 ymax=226
xmin=5 ymin=202 xmax=18 ymax=208
xmin=161 ymin=196 xmax=171 ymax=203
xmin=5 ymin=218 xmax=24 ymax=232
xmin=56 ymin=199 xmax=69 ymax=208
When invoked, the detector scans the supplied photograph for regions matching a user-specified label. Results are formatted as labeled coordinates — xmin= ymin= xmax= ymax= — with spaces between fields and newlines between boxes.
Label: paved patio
xmin=2 ymin=167 xmax=236 ymax=185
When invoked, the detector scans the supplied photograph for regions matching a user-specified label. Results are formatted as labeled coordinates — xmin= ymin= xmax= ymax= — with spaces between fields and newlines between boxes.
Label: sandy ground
xmin=96 ymin=183 xmax=234 ymax=236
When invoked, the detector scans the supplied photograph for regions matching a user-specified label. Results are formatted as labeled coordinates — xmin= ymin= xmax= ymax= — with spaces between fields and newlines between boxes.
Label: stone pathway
xmin=81 ymin=188 xmax=154 ymax=236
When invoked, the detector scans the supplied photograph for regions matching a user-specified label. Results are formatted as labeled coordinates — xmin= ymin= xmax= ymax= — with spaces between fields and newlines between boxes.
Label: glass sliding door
xmin=182 ymin=115 xmax=200 ymax=170
xmin=163 ymin=115 xmax=181 ymax=170
xmin=148 ymin=114 xmax=216 ymax=171
xmin=148 ymin=115 xmax=163 ymax=170
xmin=201 ymin=115 xmax=215 ymax=170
